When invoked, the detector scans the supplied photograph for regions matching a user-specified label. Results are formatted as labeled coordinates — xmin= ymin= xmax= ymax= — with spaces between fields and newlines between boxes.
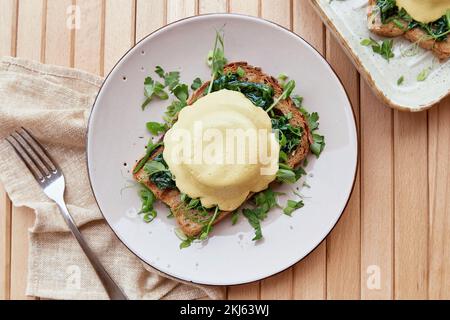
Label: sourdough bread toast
xmin=134 ymin=62 xmax=312 ymax=237
xmin=367 ymin=0 xmax=450 ymax=60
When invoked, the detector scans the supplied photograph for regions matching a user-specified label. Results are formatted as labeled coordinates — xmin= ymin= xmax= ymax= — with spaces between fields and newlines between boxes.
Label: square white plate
xmin=312 ymin=0 xmax=450 ymax=111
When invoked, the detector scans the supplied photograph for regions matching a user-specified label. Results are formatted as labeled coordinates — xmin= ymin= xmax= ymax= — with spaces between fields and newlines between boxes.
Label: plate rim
xmin=86 ymin=13 xmax=360 ymax=286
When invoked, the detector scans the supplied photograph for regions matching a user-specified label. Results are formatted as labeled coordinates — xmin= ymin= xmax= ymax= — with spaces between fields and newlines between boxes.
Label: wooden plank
xmin=291 ymin=0 xmax=326 ymax=300
xmin=394 ymin=111 xmax=428 ymax=300
xmin=74 ymin=0 xmax=104 ymax=75
xmin=293 ymin=245 xmax=326 ymax=299
xmin=104 ymin=0 xmax=136 ymax=73
xmin=16 ymin=0 xmax=45 ymax=61
xmin=45 ymin=0 xmax=73 ymax=67
xmin=229 ymin=0 xmax=258 ymax=16
xmin=360 ymin=81 xmax=394 ymax=300
xmin=226 ymin=0 xmax=261 ymax=301
xmin=227 ymin=282 xmax=260 ymax=300
xmin=259 ymin=0 xmax=292 ymax=300
xmin=10 ymin=0 xmax=47 ymax=300
xmin=428 ymin=101 xmax=450 ymax=300
xmin=10 ymin=207 xmax=35 ymax=300
xmin=261 ymin=0 xmax=291 ymax=29
xmin=199 ymin=0 xmax=227 ymax=14
xmin=167 ymin=0 xmax=196 ymax=23
xmin=325 ymin=32 xmax=361 ymax=300
xmin=136 ymin=0 xmax=165 ymax=41
xmin=0 ymin=0 xmax=17 ymax=57
xmin=0 ymin=0 xmax=16 ymax=301
xmin=0 ymin=184 xmax=11 ymax=300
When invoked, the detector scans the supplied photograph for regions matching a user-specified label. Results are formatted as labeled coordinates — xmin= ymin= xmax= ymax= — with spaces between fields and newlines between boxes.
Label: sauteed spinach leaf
xmin=144 ymin=154 xmax=176 ymax=190
xmin=210 ymin=73 xmax=274 ymax=110
xmin=272 ymin=112 xmax=303 ymax=156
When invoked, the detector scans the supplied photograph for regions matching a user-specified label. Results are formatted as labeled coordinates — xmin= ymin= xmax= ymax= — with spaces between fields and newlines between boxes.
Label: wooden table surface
xmin=0 ymin=0 xmax=449 ymax=300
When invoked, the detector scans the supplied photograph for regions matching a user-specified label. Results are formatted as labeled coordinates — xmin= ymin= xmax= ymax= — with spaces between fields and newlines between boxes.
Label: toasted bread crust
xmin=367 ymin=0 xmax=450 ymax=60
xmin=134 ymin=62 xmax=311 ymax=237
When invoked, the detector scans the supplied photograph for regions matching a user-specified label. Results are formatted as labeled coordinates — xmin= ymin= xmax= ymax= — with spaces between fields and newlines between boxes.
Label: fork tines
xmin=6 ymin=128 xmax=57 ymax=182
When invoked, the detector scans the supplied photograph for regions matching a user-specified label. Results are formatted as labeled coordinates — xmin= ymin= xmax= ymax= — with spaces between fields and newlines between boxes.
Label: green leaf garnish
xmin=242 ymin=188 xmax=282 ymax=241
xmin=146 ymin=154 xmax=176 ymax=190
xmin=361 ymin=38 xmax=395 ymax=62
xmin=207 ymin=29 xmax=227 ymax=94
xmin=143 ymin=210 xmax=157 ymax=223
xmin=146 ymin=122 xmax=167 ymax=136
xmin=144 ymin=161 xmax=168 ymax=176
xmin=133 ymin=141 xmax=163 ymax=174
xmin=300 ymin=108 xmax=326 ymax=158
xmin=139 ymin=185 xmax=156 ymax=215
xmin=266 ymin=80 xmax=296 ymax=113
xmin=417 ymin=67 xmax=430 ymax=81
xmin=172 ymin=83 xmax=189 ymax=103
xmin=236 ymin=67 xmax=246 ymax=78
xmin=243 ymin=208 xmax=265 ymax=241
xmin=142 ymin=77 xmax=169 ymax=110
xmin=155 ymin=66 xmax=180 ymax=91
xmin=191 ymin=77 xmax=203 ymax=90
xmin=199 ymin=206 xmax=220 ymax=241
xmin=231 ymin=211 xmax=240 ymax=225
xmin=397 ymin=76 xmax=405 ymax=86
xmin=283 ymin=200 xmax=304 ymax=217
xmin=276 ymin=168 xmax=297 ymax=184
xmin=292 ymin=95 xmax=304 ymax=108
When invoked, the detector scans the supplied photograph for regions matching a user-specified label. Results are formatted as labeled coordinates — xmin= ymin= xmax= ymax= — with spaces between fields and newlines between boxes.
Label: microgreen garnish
xmin=139 ymin=185 xmax=157 ymax=223
xmin=266 ymin=80 xmax=296 ymax=113
xmin=207 ymin=29 xmax=227 ymax=94
xmin=172 ymin=83 xmax=189 ymax=103
xmin=283 ymin=200 xmax=304 ymax=217
xmin=199 ymin=206 xmax=220 ymax=241
xmin=236 ymin=67 xmax=246 ymax=78
xmin=144 ymin=154 xmax=176 ymax=190
xmin=155 ymin=66 xmax=180 ymax=91
xmin=175 ymin=228 xmax=196 ymax=249
xmin=417 ymin=67 xmax=431 ymax=82
xmin=133 ymin=140 xmax=163 ymax=174
xmin=292 ymin=95 xmax=304 ymax=108
xmin=397 ymin=76 xmax=405 ymax=86
xmin=300 ymin=108 xmax=326 ymax=157
xmin=272 ymin=113 xmax=303 ymax=156
xmin=142 ymin=77 xmax=169 ymax=110
xmin=144 ymin=161 xmax=168 ymax=176
xmin=361 ymin=38 xmax=395 ymax=62
xmin=191 ymin=77 xmax=203 ymax=90
xmin=146 ymin=122 xmax=167 ymax=136
xmin=231 ymin=211 xmax=240 ymax=225
xmin=277 ymin=163 xmax=306 ymax=184
xmin=242 ymin=189 xmax=283 ymax=241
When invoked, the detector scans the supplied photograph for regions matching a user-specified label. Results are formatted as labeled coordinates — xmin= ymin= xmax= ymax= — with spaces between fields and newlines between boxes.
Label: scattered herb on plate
xmin=283 ymin=200 xmax=304 ymax=217
xmin=361 ymin=38 xmax=395 ymax=62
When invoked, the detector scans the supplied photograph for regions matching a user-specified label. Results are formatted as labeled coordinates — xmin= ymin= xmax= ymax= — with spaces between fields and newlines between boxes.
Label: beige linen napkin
xmin=0 ymin=56 xmax=225 ymax=300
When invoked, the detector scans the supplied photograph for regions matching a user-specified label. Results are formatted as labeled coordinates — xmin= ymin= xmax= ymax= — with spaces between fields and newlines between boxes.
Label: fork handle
xmin=55 ymin=201 xmax=128 ymax=300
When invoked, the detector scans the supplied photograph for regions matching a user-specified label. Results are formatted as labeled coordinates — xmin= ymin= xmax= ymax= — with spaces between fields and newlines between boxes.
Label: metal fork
xmin=6 ymin=128 xmax=128 ymax=300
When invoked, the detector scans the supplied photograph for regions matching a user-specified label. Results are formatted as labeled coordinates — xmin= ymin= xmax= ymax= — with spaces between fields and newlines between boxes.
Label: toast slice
xmin=367 ymin=0 xmax=450 ymax=60
xmin=134 ymin=62 xmax=311 ymax=237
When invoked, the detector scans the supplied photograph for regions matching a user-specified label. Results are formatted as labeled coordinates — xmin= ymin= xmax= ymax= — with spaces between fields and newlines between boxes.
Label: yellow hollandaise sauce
xmin=396 ymin=0 xmax=450 ymax=24
xmin=163 ymin=89 xmax=280 ymax=212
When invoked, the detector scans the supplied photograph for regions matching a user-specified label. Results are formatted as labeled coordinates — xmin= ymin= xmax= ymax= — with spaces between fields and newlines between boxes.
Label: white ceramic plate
xmin=87 ymin=14 xmax=358 ymax=286
xmin=312 ymin=0 xmax=450 ymax=112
